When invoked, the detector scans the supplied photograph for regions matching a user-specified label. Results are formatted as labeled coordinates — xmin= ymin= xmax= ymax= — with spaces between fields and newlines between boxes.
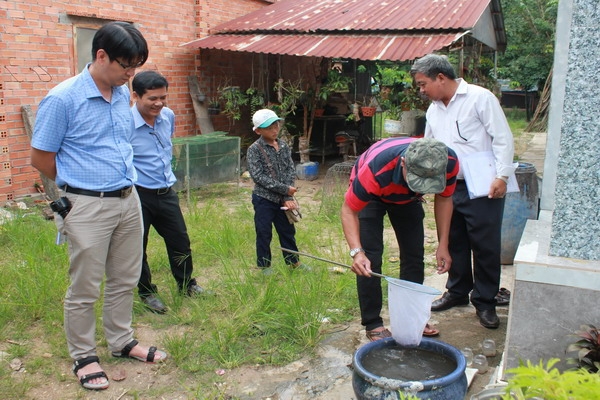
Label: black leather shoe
xmin=431 ymin=292 xmax=470 ymax=311
xmin=185 ymin=283 xmax=214 ymax=297
xmin=476 ymin=308 xmax=500 ymax=329
xmin=141 ymin=294 xmax=167 ymax=314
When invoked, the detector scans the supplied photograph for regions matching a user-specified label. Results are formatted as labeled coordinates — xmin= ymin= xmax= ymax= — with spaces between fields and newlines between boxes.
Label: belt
xmin=64 ymin=185 xmax=133 ymax=198
xmin=135 ymin=185 xmax=171 ymax=195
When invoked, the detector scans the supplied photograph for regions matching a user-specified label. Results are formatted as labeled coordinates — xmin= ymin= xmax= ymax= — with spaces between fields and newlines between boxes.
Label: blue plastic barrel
xmin=296 ymin=162 xmax=319 ymax=181
xmin=500 ymin=162 xmax=539 ymax=264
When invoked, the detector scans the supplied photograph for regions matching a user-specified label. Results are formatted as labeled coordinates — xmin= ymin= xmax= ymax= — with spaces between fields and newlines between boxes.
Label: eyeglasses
xmin=114 ymin=59 xmax=144 ymax=71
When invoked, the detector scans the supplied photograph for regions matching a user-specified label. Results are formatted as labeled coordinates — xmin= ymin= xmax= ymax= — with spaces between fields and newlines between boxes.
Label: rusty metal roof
xmin=183 ymin=33 xmax=469 ymax=61
xmin=210 ymin=0 xmax=487 ymax=33
xmin=182 ymin=0 xmax=505 ymax=61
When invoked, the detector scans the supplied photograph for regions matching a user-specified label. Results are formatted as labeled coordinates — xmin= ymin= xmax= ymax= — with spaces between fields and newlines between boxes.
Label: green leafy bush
xmin=502 ymin=358 xmax=600 ymax=399
xmin=566 ymin=324 xmax=600 ymax=373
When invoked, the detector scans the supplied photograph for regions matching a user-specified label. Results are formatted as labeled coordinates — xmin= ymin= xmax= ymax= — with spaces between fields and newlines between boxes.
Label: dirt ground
xmin=10 ymin=158 xmax=514 ymax=400
xmin=216 ymin=161 xmax=515 ymax=400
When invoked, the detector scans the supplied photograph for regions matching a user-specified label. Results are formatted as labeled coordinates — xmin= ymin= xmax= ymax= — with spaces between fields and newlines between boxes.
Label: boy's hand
xmin=283 ymin=199 xmax=298 ymax=210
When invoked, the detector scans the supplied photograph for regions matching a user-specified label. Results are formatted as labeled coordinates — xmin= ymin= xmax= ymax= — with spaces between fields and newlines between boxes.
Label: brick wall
xmin=0 ymin=0 xmax=268 ymax=201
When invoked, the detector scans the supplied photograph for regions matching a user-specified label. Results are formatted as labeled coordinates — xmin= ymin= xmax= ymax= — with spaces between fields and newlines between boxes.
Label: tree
xmin=498 ymin=0 xmax=558 ymax=123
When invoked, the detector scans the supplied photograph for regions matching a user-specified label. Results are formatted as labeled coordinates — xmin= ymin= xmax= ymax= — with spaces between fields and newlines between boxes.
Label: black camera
xmin=50 ymin=196 xmax=72 ymax=219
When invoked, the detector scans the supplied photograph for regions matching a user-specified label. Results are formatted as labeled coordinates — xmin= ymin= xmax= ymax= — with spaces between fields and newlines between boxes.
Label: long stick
xmin=279 ymin=247 xmax=389 ymax=279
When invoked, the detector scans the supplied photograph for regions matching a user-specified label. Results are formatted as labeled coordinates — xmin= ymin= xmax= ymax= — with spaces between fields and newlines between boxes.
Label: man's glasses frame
xmin=114 ymin=59 xmax=144 ymax=71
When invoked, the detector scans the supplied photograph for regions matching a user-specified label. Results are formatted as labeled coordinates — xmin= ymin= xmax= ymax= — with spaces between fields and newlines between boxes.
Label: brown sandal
xmin=423 ymin=323 xmax=440 ymax=337
xmin=366 ymin=327 xmax=392 ymax=342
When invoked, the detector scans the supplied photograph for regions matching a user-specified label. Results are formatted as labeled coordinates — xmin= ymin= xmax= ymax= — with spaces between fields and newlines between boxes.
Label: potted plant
xmin=316 ymin=69 xmax=353 ymax=112
xmin=401 ymin=84 xmax=430 ymax=111
xmin=566 ymin=323 xmax=600 ymax=372
xmin=217 ymin=84 xmax=248 ymax=121
xmin=379 ymin=96 xmax=404 ymax=136
xmin=397 ymin=85 xmax=429 ymax=136
xmin=207 ymin=98 xmax=221 ymax=115
xmin=360 ymin=96 xmax=377 ymax=118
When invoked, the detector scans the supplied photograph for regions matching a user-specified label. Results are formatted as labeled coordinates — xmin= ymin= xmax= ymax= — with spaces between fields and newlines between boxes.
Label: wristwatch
xmin=349 ymin=248 xmax=364 ymax=258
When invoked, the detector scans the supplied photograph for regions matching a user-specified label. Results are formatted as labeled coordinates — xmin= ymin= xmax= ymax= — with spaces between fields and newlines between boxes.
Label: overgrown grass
xmin=0 ymin=183 xmax=361 ymax=398
xmin=504 ymin=107 xmax=529 ymax=137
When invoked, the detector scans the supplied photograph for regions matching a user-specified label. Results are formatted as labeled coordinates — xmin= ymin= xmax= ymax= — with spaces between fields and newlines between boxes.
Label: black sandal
xmin=112 ymin=339 xmax=167 ymax=363
xmin=72 ymin=356 xmax=109 ymax=390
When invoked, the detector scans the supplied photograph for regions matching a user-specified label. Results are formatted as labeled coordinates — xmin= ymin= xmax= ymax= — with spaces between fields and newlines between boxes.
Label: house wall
xmin=0 ymin=0 xmax=268 ymax=201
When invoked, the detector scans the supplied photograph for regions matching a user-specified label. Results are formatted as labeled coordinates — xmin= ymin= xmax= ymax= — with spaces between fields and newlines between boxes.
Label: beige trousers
xmin=56 ymin=189 xmax=143 ymax=360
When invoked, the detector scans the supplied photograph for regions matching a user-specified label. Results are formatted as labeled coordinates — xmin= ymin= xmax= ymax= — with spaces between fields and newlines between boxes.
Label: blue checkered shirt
xmin=131 ymin=105 xmax=177 ymax=189
xmin=31 ymin=65 xmax=136 ymax=191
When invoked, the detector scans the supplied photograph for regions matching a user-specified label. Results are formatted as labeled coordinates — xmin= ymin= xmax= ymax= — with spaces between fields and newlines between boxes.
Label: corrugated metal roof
xmin=183 ymin=33 xmax=468 ymax=62
xmin=182 ymin=0 xmax=505 ymax=61
xmin=210 ymin=0 xmax=487 ymax=34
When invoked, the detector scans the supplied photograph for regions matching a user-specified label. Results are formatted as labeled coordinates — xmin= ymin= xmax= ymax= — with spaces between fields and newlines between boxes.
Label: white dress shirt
xmin=424 ymin=79 xmax=516 ymax=179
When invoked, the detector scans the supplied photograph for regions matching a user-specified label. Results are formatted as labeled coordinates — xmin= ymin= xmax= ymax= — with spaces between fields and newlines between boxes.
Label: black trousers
xmin=357 ymin=200 xmax=425 ymax=330
xmin=446 ymin=181 xmax=505 ymax=310
xmin=137 ymin=188 xmax=195 ymax=297
xmin=252 ymin=194 xmax=299 ymax=268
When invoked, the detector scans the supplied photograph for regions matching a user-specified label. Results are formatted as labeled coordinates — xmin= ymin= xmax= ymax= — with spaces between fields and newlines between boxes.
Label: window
xmin=75 ymin=26 xmax=98 ymax=73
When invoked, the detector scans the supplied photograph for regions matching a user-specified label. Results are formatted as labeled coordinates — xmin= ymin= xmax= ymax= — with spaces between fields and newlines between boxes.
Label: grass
xmin=0 ymin=183 xmax=361 ymax=398
xmin=0 ymin=110 xmax=530 ymax=398
xmin=504 ymin=107 xmax=529 ymax=134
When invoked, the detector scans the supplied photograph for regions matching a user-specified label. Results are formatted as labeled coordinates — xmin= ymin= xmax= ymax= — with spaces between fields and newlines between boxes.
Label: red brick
xmin=3 ymin=0 xmax=273 ymax=198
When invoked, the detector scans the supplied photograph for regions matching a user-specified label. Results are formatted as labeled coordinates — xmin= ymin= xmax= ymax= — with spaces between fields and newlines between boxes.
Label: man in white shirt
xmin=411 ymin=54 xmax=516 ymax=329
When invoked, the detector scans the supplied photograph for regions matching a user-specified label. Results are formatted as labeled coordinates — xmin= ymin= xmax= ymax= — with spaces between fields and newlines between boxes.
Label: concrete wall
xmin=505 ymin=210 xmax=600 ymax=371
xmin=547 ymin=0 xmax=600 ymax=260
xmin=505 ymin=0 xmax=600 ymax=372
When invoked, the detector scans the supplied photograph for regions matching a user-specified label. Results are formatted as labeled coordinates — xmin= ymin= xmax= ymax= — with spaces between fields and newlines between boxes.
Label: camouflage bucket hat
xmin=404 ymin=138 xmax=448 ymax=194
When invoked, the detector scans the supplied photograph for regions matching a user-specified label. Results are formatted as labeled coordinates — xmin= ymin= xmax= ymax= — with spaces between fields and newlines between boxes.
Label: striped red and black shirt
xmin=344 ymin=137 xmax=459 ymax=212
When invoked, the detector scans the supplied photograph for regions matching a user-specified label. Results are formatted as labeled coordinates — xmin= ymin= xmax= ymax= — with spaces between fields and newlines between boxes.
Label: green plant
xmin=206 ymin=97 xmax=221 ymax=115
xmin=380 ymin=98 xmax=403 ymax=121
xmin=502 ymin=358 xmax=600 ymax=399
xmin=401 ymin=84 xmax=430 ymax=111
xmin=376 ymin=65 xmax=411 ymax=88
xmin=566 ymin=324 xmax=600 ymax=373
xmin=397 ymin=392 xmax=420 ymax=400
xmin=346 ymin=113 xmax=358 ymax=123
xmin=272 ymin=78 xmax=304 ymax=120
xmin=207 ymin=97 xmax=220 ymax=108
xmin=217 ymin=85 xmax=248 ymax=121
xmin=317 ymin=69 xmax=353 ymax=107
xmin=245 ymin=87 xmax=265 ymax=116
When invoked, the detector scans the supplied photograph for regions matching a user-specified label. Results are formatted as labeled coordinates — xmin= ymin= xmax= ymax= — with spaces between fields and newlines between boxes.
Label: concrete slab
xmin=504 ymin=210 xmax=600 ymax=372
xmin=518 ymin=132 xmax=547 ymax=178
